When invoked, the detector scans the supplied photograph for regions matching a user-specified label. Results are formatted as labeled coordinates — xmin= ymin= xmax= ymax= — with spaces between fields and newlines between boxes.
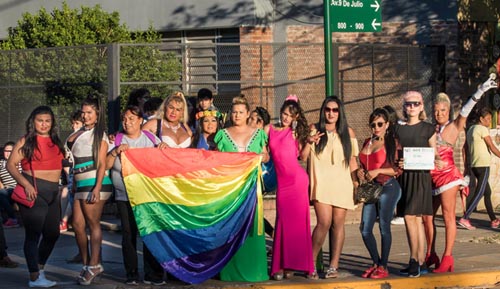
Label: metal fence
xmin=0 ymin=42 xmax=445 ymax=146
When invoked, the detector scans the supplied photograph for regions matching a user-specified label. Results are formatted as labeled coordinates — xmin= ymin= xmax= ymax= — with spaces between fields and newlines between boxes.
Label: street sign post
xmin=322 ymin=0 xmax=382 ymax=265
xmin=329 ymin=0 xmax=382 ymax=32
xmin=323 ymin=0 xmax=382 ymax=96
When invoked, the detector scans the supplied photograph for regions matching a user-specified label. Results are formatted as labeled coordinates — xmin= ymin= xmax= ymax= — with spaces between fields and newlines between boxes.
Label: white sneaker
xmin=391 ymin=217 xmax=405 ymax=225
xmin=39 ymin=270 xmax=46 ymax=279
xmin=29 ymin=271 xmax=57 ymax=288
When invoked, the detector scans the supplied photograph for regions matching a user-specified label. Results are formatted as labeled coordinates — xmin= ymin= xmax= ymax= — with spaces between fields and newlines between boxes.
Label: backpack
xmin=114 ymin=130 xmax=158 ymax=147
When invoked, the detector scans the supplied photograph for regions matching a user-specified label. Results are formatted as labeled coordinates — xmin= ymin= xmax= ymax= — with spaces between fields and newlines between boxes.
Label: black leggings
xmin=0 ymin=217 xmax=7 ymax=258
xmin=465 ymin=167 xmax=497 ymax=221
xmin=18 ymin=174 xmax=60 ymax=273
xmin=117 ymin=200 xmax=164 ymax=280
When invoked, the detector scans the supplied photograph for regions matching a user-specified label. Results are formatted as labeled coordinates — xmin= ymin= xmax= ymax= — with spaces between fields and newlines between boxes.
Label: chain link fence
xmin=0 ymin=42 xmax=444 ymax=146
xmin=335 ymin=44 xmax=445 ymax=142
xmin=0 ymin=45 xmax=109 ymax=144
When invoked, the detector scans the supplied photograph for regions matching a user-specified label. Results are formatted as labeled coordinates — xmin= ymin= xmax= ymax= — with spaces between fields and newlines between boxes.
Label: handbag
xmin=355 ymin=181 xmax=382 ymax=204
xmin=261 ymin=158 xmax=277 ymax=193
xmin=355 ymin=138 xmax=383 ymax=204
xmin=11 ymin=162 xmax=37 ymax=208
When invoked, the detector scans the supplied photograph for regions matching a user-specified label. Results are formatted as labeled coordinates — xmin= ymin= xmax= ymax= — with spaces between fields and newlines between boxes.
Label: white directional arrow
xmin=371 ymin=18 xmax=381 ymax=30
xmin=370 ymin=0 xmax=380 ymax=12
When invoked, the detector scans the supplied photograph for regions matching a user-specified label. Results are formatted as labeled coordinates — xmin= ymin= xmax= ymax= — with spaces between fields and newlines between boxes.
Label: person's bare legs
xmin=416 ymin=216 xmax=426 ymax=265
xmin=72 ymin=200 xmax=88 ymax=266
xmin=329 ymin=207 xmax=347 ymax=269
xmin=405 ymin=215 xmax=425 ymax=261
xmin=81 ymin=200 xmax=105 ymax=267
xmin=440 ymin=187 xmax=458 ymax=256
xmin=311 ymin=202 xmax=333 ymax=266
xmin=423 ymin=196 xmax=441 ymax=259
xmin=422 ymin=214 xmax=434 ymax=256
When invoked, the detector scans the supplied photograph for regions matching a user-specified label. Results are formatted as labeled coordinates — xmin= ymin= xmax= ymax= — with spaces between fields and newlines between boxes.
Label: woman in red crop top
xmin=357 ymin=108 xmax=402 ymax=279
xmin=7 ymin=106 xmax=64 ymax=288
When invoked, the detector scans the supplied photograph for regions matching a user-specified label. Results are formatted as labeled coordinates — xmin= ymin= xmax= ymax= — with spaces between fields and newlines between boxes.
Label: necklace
xmin=165 ymin=122 xmax=181 ymax=133
xmin=83 ymin=125 xmax=94 ymax=131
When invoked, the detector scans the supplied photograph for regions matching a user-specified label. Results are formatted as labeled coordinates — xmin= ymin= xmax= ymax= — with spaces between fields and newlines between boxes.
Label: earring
xmin=292 ymin=120 xmax=298 ymax=130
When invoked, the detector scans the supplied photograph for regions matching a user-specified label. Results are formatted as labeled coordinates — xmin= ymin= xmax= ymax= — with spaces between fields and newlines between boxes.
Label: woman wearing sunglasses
xmin=395 ymin=91 xmax=438 ymax=278
xmin=357 ymin=108 xmax=402 ymax=279
xmin=303 ymin=96 xmax=359 ymax=279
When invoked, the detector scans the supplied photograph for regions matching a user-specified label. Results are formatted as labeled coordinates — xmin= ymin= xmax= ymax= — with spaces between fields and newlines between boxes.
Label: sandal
xmin=78 ymin=264 xmax=104 ymax=286
xmin=307 ymin=270 xmax=319 ymax=280
xmin=284 ymin=271 xmax=294 ymax=279
xmin=77 ymin=265 xmax=87 ymax=280
xmin=325 ymin=267 xmax=338 ymax=279
xmin=272 ymin=272 xmax=284 ymax=281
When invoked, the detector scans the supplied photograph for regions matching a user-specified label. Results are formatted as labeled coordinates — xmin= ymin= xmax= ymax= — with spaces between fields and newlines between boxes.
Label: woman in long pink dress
xmin=267 ymin=95 xmax=314 ymax=280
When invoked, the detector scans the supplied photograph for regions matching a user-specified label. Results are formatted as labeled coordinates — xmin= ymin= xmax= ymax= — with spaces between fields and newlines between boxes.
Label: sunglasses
xmin=404 ymin=101 xmax=421 ymax=108
xmin=324 ymin=107 xmax=339 ymax=113
xmin=370 ymin=122 xmax=386 ymax=129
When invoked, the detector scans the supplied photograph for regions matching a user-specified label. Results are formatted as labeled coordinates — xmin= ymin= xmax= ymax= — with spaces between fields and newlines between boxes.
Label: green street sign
xmin=329 ymin=0 xmax=382 ymax=32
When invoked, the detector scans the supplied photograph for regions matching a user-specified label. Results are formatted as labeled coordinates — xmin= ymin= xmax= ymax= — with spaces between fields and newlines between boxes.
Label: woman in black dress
xmin=395 ymin=91 xmax=438 ymax=278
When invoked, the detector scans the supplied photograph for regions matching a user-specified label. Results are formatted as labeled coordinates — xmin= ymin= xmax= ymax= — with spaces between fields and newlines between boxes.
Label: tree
xmin=0 ymin=2 xmax=180 ymax=138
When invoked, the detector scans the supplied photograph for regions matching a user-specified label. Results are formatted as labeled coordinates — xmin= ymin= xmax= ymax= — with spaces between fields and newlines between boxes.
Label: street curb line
xmin=224 ymin=270 xmax=500 ymax=289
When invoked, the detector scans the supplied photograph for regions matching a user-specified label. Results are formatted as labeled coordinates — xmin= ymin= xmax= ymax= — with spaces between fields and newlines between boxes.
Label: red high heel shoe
xmin=433 ymin=255 xmax=454 ymax=273
xmin=425 ymin=252 xmax=440 ymax=268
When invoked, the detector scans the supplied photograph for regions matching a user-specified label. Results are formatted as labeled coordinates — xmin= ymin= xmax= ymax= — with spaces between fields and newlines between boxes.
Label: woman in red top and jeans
xmin=357 ymin=108 xmax=402 ymax=279
xmin=7 ymin=106 xmax=64 ymax=288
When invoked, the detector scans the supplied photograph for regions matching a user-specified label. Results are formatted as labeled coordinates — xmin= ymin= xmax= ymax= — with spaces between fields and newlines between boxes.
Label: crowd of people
xmin=0 ymin=75 xmax=499 ymax=286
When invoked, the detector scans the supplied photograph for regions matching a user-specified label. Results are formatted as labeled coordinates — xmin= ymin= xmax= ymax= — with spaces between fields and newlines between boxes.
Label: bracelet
xmin=471 ymin=96 xmax=479 ymax=102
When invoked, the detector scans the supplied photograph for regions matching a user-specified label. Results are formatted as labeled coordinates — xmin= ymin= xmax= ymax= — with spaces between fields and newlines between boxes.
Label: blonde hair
xmin=402 ymin=91 xmax=426 ymax=121
xmin=155 ymin=91 xmax=189 ymax=124
xmin=231 ymin=96 xmax=250 ymax=112
xmin=434 ymin=92 xmax=451 ymax=107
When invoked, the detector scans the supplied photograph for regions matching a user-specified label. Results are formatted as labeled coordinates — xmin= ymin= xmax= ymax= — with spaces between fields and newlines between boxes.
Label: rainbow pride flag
xmin=121 ymin=147 xmax=262 ymax=284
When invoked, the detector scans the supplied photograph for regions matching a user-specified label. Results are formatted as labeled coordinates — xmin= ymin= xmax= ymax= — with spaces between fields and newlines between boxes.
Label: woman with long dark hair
xmin=7 ymin=106 xmax=64 ymax=287
xmin=67 ymin=96 xmax=113 ymax=285
xmin=357 ymin=108 xmax=402 ymax=279
xmin=267 ymin=95 xmax=314 ymax=280
xmin=304 ymin=96 xmax=359 ymax=279
xmin=190 ymin=109 xmax=222 ymax=150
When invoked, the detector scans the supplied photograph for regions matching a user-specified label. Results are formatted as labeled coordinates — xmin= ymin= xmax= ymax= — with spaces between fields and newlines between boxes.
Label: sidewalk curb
xmin=224 ymin=270 xmax=500 ymax=289
xmin=230 ymin=270 xmax=500 ymax=289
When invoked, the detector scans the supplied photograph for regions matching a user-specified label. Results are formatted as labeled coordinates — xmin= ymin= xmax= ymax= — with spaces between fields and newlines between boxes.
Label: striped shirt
xmin=0 ymin=159 xmax=17 ymax=189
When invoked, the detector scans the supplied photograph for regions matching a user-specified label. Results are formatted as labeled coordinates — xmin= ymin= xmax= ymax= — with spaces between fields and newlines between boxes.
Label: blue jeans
xmin=0 ymin=188 xmax=15 ymax=219
xmin=359 ymin=178 xmax=401 ymax=267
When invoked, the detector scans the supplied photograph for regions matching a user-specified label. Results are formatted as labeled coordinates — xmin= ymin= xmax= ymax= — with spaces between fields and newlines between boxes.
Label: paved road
xmin=1 ymin=210 xmax=500 ymax=288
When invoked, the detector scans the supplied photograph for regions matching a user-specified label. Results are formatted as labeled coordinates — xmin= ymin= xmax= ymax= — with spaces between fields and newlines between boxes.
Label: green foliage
xmin=1 ymin=3 xmax=132 ymax=49
xmin=0 ymin=2 xmax=181 ymax=137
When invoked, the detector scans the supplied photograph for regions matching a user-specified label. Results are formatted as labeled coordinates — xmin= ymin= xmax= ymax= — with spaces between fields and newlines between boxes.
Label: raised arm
xmin=299 ymin=124 xmax=323 ymax=162
xmin=455 ymin=74 xmax=498 ymax=129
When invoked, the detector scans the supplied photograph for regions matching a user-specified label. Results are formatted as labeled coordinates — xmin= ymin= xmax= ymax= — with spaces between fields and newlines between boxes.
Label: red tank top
xmin=359 ymin=140 xmax=393 ymax=184
xmin=21 ymin=135 xmax=64 ymax=170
